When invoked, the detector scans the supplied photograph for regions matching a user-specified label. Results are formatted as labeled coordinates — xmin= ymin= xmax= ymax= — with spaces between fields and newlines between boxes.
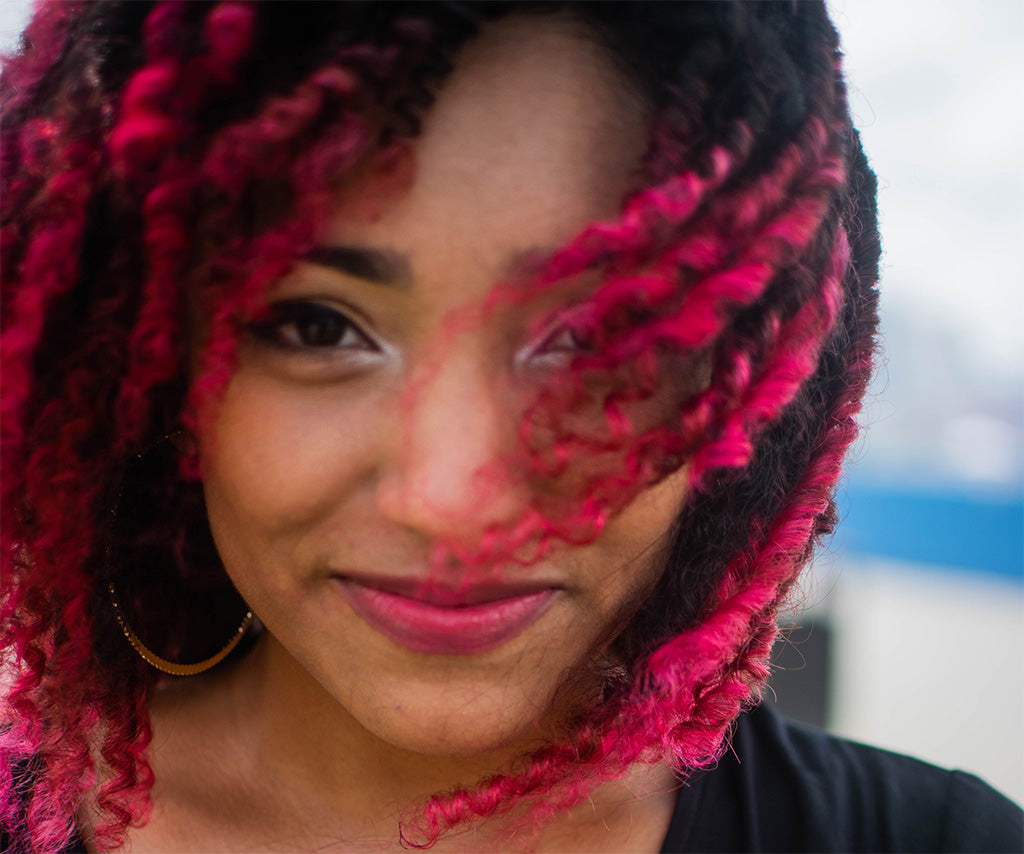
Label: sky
xmin=825 ymin=0 xmax=1024 ymax=488
xmin=829 ymin=0 xmax=1024 ymax=377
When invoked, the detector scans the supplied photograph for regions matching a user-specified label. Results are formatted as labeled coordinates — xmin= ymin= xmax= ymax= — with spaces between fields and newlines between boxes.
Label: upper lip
xmin=332 ymin=572 xmax=561 ymax=607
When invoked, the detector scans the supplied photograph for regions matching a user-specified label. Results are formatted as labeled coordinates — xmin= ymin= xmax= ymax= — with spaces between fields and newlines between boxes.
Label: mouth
xmin=330 ymin=574 xmax=559 ymax=655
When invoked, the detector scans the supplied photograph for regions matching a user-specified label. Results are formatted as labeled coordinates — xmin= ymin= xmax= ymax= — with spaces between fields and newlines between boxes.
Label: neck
xmin=146 ymin=632 xmax=678 ymax=853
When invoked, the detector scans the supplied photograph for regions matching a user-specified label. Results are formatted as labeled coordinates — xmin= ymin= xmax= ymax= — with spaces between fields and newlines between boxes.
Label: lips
xmin=331 ymin=574 xmax=558 ymax=655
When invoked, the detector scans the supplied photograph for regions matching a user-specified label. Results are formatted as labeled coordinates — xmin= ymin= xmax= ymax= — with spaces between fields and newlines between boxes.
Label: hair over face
xmin=0 ymin=2 xmax=880 ymax=851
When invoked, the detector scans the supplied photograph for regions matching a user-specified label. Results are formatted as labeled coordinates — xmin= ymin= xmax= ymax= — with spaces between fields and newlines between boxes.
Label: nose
xmin=375 ymin=346 xmax=532 ymax=548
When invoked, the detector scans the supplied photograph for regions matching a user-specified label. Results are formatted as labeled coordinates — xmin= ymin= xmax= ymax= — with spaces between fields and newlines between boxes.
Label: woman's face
xmin=200 ymin=16 xmax=690 ymax=757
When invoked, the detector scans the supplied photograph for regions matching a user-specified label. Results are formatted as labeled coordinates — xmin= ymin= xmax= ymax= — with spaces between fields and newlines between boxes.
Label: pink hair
xmin=1 ymin=3 xmax=880 ymax=851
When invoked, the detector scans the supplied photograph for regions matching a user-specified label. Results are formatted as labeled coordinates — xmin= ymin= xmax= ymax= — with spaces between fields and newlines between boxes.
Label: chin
xmin=336 ymin=671 xmax=557 ymax=761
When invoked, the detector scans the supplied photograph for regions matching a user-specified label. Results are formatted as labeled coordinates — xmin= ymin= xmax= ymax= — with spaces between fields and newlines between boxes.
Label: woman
xmin=1 ymin=2 xmax=1020 ymax=852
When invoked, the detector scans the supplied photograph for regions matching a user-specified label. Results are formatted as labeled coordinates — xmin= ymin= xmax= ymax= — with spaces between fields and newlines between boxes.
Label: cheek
xmin=580 ymin=466 xmax=689 ymax=621
xmin=622 ymin=464 xmax=690 ymax=541
xmin=197 ymin=370 xmax=391 ymax=569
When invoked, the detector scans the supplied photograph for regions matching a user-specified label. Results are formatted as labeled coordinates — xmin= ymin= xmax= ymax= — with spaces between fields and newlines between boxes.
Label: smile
xmin=331 ymin=575 xmax=558 ymax=655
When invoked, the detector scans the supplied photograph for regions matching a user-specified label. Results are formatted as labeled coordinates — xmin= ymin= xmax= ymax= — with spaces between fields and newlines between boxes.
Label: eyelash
xmin=247 ymin=301 xmax=377 ymax=352
xmin=533 ymin=306 xmax=599 ymax=359
xmin=537 ymin=324 xmax=595 ymax=355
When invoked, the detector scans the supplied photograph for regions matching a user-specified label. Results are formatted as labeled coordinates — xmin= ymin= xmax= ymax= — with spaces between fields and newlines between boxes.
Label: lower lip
xmin=333 ymin=580 xmax=556 ymax=655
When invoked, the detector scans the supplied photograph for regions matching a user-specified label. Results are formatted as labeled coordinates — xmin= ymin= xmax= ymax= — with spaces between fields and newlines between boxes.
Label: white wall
xmin=819 ymin=557 xmax=1024 ymax=805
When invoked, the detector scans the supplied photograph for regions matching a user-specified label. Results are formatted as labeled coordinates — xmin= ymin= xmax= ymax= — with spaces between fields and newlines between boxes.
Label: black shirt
xmin=5 ymin=705 xmax=1022 ymax=852
xmin=660 ymin=704 xmax=1023 ymax=852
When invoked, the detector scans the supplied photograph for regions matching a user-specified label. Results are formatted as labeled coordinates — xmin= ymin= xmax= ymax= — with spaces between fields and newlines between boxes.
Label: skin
xmin=102 ymin=15 xmax=690 ymax=853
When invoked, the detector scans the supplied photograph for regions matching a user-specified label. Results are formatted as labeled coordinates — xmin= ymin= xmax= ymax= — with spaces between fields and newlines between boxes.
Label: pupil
xmin=300 ymin=314 xmax=344 ymax=347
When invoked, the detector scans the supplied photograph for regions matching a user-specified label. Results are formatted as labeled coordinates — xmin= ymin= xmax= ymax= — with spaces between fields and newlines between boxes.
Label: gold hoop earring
xmin=108 ymin=582 xmax=253 ymax=677
xmin=106 ymin=430 xmax=252 ymax=677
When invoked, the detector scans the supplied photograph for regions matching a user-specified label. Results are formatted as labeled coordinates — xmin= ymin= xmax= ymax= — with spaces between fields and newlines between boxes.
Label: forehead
xmin=324 ymin=14 xmax=652 ymax=288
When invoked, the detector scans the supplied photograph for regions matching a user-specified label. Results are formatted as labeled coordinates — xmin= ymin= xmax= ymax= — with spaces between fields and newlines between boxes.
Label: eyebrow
xmin=304 ymin=245 xmax=412 ymax=288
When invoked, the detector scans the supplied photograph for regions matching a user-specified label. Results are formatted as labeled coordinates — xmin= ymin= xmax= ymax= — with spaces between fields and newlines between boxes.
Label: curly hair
xmin=0 ymin=2 xmax=880 ymax=851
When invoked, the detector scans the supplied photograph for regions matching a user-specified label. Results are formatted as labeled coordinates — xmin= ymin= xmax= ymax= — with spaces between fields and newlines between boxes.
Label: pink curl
xmin=689 ymin=228 xmax=849 ymax=485
xmin=203 ymin=2 xmax=256 ymax=74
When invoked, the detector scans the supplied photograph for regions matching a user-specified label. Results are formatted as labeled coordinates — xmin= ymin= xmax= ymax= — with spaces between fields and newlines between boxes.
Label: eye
xmin=532 ymin=302 xmax=601 ymax=360
xmin=247 ymin=300 xmax=377 ymax=352
xmin=538 ymin=323 xmax=596 ymax=355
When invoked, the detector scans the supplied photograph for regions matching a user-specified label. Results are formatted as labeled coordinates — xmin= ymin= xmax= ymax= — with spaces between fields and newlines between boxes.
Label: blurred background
xmin=773 ymin=0 xmax=1024 ymax=806
xmin=2 ymin=0 xmax=1021 ymax=805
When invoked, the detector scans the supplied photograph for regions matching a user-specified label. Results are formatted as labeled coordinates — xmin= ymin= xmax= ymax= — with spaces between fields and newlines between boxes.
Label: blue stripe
xmin=832 ymin=481 xmax=1024 ymax=580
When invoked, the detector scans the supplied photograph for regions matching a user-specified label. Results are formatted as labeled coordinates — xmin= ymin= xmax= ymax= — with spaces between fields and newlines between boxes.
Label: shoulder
xmin=664 ymin=704 xmax=1023 ymax=853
